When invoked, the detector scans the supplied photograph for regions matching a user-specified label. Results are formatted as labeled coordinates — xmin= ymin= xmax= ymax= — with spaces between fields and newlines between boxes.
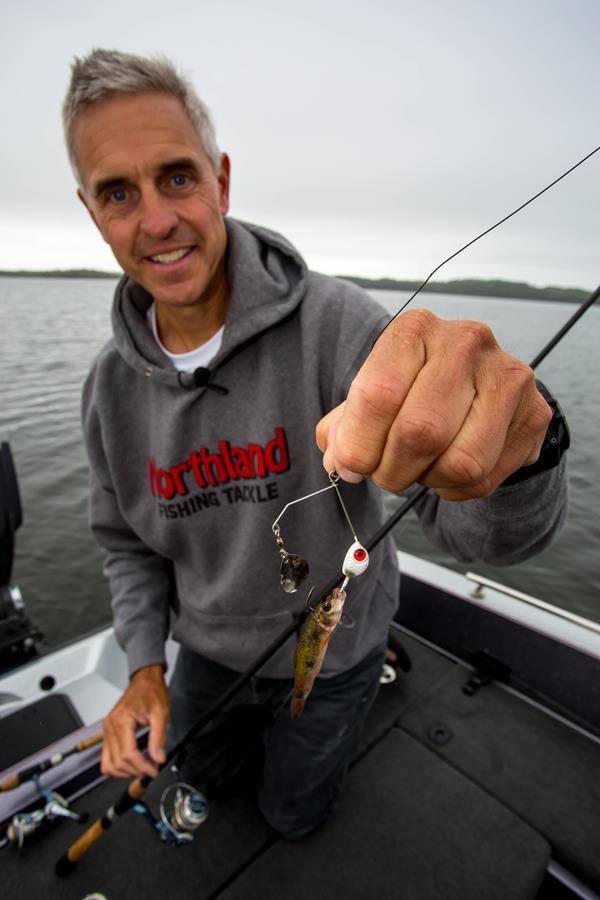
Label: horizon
xmin=0 ymin=266 xmax=592 ymax=296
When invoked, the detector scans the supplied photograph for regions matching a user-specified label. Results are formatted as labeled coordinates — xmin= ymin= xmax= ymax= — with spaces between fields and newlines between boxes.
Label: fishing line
xmin=373 ymin=142 xmax=600 ymax=343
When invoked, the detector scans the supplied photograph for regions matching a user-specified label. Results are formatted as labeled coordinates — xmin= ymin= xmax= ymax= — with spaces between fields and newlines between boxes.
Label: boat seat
xmin=0 ymin=693 xmax=83 ymax=771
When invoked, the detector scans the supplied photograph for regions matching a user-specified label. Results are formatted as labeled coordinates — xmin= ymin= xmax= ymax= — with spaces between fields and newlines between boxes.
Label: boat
xmin=1 ymin=437 xmax=599 ymax=900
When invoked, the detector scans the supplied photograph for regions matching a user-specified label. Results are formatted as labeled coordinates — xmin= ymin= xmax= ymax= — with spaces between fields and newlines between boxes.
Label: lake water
xmin=1 ymin=277 xmax=598 ymax=651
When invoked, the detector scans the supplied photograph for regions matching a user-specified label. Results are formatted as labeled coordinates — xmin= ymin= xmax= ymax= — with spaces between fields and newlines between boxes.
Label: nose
xmin=139 ymin=188 xmax=178 ymax=240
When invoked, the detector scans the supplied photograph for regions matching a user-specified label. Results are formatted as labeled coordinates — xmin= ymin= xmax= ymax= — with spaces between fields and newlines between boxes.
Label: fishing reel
xmin=132 ymin=782 xmax=208 ymax=847
xmin=6 ymin=777 xmax=89 ymax=849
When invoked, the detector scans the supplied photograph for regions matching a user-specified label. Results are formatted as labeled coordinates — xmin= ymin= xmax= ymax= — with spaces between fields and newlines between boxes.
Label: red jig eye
xmin=342 ymin=542 xmax=370 ymax=578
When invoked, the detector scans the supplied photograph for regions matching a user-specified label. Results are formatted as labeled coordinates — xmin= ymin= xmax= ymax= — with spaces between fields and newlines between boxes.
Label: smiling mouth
xmin=148 ymin=247 xmax=193 ymax=264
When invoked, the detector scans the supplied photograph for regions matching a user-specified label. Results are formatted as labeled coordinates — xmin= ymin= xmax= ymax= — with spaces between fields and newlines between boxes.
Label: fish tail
xmin=290 ymin=696 xmax=306 ymax=718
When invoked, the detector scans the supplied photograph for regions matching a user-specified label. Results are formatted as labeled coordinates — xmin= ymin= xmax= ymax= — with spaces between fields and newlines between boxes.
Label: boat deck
xmin=3 ymin=628 xmax=599 ymax=900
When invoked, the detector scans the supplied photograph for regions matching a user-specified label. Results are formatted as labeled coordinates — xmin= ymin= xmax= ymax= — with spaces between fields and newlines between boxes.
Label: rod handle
xmin=55 ymin=775 xmax=150 ymax=877
xmin=0 ymin=773 xmax=20 ymax=791
xmin=74 ymin=732 xmax=104 ymax=752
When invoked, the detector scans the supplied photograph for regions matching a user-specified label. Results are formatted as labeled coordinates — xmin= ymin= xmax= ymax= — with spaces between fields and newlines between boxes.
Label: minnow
xmin=290 ymin=586 xmax=347 ymax=718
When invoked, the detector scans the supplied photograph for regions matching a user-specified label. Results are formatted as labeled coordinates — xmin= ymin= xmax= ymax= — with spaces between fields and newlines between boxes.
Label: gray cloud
xmin=1 ymin=0 xmax=599 ymax=288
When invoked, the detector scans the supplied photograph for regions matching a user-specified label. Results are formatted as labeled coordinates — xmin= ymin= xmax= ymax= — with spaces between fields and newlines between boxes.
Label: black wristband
xmin=501 ymin=381 xmax=570 ymax=486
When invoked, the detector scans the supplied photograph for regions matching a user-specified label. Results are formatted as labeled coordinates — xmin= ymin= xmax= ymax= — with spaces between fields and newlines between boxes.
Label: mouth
xmin=147 ymin=247 xmax=194 ymax=265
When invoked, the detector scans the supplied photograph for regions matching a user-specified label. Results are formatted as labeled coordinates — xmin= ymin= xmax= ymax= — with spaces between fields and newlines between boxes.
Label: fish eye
xmin=323 ymin=600 xmax=331 ymax=611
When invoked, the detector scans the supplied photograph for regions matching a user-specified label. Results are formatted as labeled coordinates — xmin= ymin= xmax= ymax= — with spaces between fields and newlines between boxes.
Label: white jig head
xmin=342 ymin=541 xmax=370 ymax=579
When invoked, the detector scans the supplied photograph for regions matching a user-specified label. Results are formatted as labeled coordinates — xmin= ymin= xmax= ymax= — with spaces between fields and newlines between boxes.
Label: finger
xmin=419 ymin=390 xmax=521 ymax=498
xmin=432 ymin=384 xmax=551 ymax=499
xmin=102 ymin=710 xmax=158 ymax=778
xmin=100 ymin=730 xmax=114 ymax=777
xmin=326 ymin=311 xmax=431 ymax=479
xmin=119 ymin=720 xmax=160 ymax=778
xmin=317 ymin=405 xmax=366 ymax=483
xmin=366 ymin=339 xmax=480 ymax=491
xmin=101 ymin=725 xmax=134 ymax=778
xmin=315 ymin=403 xmax=342 ymax=455
xmin=100 ymin=715 xmax=130 ymax=777
xmin=147 ymin=705 xmax=168 ymax=767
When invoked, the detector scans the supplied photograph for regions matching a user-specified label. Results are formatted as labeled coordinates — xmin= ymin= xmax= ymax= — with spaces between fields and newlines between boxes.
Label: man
xmin=63 ymin=48 xmax=567 ymax=840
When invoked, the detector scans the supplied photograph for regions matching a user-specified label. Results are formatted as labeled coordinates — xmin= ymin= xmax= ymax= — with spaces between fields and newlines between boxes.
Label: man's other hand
xmin=101 ymin=663 xmax=169 ymax=778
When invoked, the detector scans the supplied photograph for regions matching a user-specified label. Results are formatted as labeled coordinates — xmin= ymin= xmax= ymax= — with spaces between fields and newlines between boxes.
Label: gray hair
xmin=62 ymin=48 xmax=221 ymax=185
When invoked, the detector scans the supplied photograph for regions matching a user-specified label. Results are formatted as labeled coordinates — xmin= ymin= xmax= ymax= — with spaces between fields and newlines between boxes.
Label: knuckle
xmin=504 ymin=361 xmax=535 ymax=392
xmin=462 ymin=319 xmax=496 ymax=345
xmin=334 ymin=443 xmax=371 ymax=476
xmin=384 ymin=309 xmax=437 ymax=354
xmin=452 ymin=320 xmax=498 ymax=361
xmin=120 ymin=750 xmax=136 ymax=767
xmin=350 ymin=372 xmax=403 ymax=418
xmin=397 ymin=307 xmax=438 ymax=337
xmin=443 ymin=445 xmax=488 ymax=486
xmin=370 ymin=470 xmax=400 ymax=492
xmin=395 ymin=412 xmax=450 ymax=457
xmin=376 ymin=308 xmax=435 ymax=357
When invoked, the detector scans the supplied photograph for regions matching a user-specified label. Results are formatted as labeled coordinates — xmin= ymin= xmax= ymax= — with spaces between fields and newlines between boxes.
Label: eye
xmin=109 ymin=187 xmax=128 ymax=203
xmin=171 ymin=173 xmax=190 ymax=188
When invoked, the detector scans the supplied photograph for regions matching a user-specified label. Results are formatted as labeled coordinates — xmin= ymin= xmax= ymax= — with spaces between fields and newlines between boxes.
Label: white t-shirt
xmin=147 ymin=302 xmax=224 ymax=373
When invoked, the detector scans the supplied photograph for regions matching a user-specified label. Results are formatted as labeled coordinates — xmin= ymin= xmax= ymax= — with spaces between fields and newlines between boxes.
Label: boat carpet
xmin=1 ymin=726 xmax=549 ymax=900
xmin=355 ymin=624 xmax=456 ymax=757
xmin=399 ymin=658 xmax=600 ymax=893
xmin=217 ymin=728 xmax=549 ymax=900
xmin=1 ymin=633 xmax=556 ymax=900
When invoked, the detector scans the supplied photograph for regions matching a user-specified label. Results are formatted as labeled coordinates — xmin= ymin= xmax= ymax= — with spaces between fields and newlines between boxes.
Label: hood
xmin=110 ymin=217 xmax=309 ymax=387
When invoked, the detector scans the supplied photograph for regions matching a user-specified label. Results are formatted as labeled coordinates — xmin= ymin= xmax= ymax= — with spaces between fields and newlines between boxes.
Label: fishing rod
xmin=55 ymin=145 xmax=600 ymax=877
xmin=529 ymin=282 xmax=600 ymax=370
xmin=0 ymin=732 xmax=103 ymax=793
xmin=54 ymin=276 xmax=598 ymax=876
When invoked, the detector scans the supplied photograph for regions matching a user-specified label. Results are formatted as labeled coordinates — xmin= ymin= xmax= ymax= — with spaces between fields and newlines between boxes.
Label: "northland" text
xmin=149 ymin=427 xmax=290 ymax=500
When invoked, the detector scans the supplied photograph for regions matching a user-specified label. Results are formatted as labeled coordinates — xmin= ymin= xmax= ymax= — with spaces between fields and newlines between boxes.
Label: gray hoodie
xmin=82 ymin=218 xmax=568 ymax=679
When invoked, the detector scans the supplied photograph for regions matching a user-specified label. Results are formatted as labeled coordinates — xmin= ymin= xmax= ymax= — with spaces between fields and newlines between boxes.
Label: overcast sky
xmin=1 ymin=0 xmax=598 ymax=289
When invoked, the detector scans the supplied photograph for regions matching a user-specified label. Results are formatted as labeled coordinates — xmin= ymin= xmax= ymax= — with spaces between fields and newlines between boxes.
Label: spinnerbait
xmin=271 ymin=471 xmax=370 ymax=594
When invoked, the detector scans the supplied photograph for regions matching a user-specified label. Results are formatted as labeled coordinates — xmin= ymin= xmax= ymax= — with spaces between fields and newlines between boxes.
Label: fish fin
xmin=305 ymin=585 xmax=315 ymax=610
xmin=338 ymin=612 xmax=355 ymax=630
xmin=290 ymin=697 xmax=305 ymax=718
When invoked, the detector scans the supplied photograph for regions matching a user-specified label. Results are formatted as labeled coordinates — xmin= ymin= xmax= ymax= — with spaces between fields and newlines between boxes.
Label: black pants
xmin=168 ymin=641 xmax=386 ymax=840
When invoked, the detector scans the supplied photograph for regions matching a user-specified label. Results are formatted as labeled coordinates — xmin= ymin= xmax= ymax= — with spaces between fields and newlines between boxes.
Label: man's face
xmin=73 ymin=91 xmax=230 ymax=311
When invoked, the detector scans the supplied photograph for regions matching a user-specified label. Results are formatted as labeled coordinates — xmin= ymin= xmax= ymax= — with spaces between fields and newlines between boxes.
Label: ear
xmin=218 ymin=153 xmax=231 ymax=215
xmin=77 ymin=189 xmax=108 ymax=243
